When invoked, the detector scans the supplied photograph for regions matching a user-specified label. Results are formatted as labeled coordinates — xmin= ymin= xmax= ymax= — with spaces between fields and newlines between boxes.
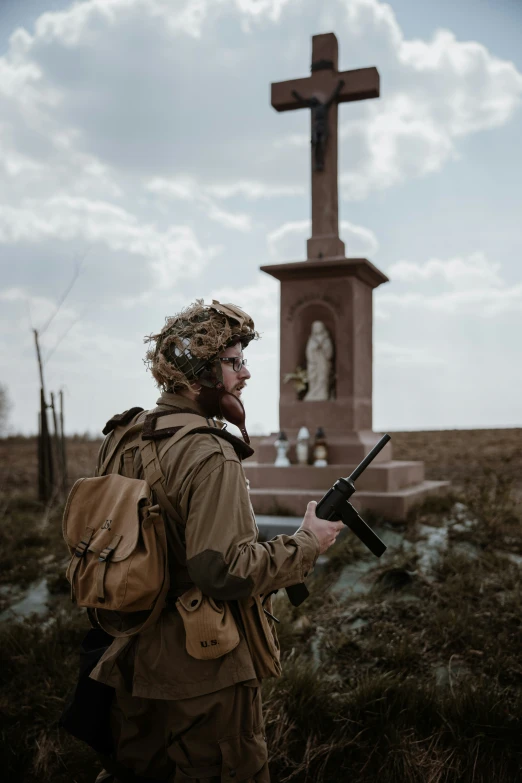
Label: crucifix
xmin=271 ymin=33 xmax=380 ymax=260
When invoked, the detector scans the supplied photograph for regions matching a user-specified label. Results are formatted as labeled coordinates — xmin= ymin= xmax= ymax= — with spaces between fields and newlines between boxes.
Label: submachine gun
xmin=286 ymin=433 xmax=391 ymax=607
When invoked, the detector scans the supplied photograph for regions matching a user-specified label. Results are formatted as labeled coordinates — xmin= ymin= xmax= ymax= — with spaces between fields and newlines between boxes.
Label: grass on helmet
xmin=143 ymin=299 xmax=260 ymax=393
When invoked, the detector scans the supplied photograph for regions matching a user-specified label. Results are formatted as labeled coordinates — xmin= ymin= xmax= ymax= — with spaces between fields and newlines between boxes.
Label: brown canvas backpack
xmin=63 ymin=408 xmax=255 ymax=640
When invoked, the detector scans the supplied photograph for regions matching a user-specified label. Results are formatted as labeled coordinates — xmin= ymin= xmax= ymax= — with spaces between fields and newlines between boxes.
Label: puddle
xmin=416 ymin=525 xmax=448 ymax=576
xmin=345 ymin=617 xmax=368 ymax=631
xmin=433 ymin=658 xmax=471 ymax=690
xmin=331 ymin=559 xmax=376 ymax=599
xmin=452 ymin=541 xmax=482 ymax=560
xmin=0 ymin=578 xmax=50 ymax=622
xmin=376 ymin=525 xmax=408 ymax=550
xmin=495 ymin=551 xmax=522 ymax=567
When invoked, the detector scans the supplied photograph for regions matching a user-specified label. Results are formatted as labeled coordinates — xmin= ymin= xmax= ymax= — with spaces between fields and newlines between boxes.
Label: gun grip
xmin=285 ymin=583 xmax=309 ymax=607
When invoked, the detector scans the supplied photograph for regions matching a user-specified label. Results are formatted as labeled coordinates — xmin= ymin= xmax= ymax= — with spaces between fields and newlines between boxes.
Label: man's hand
xmin=298 ymin=500 xmax=344 ymax=555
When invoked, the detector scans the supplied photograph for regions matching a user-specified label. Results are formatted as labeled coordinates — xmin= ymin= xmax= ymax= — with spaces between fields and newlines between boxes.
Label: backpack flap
xmin=63 ymin=474 xmax=166 ymax=612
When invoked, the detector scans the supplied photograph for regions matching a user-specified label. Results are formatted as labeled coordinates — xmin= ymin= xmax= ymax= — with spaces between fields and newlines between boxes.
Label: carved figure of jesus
xmin=304 ymin=321 xmax=334 ymax=401
xmin=291 ymin=80 xmax=345 ymax=171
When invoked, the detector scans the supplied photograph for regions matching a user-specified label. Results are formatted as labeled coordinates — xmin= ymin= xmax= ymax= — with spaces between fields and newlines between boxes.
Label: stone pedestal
xmin=258 ymin=256 xmax=391 ymax=464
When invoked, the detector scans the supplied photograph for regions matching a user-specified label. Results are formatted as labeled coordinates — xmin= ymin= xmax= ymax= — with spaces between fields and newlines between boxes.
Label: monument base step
xmin=249 ymin=480 xmax=450 ymax=521
xmin=244 ymin=460 xmax=425 ymax=492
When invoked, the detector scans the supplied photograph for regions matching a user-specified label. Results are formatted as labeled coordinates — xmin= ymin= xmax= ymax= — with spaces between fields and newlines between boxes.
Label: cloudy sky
xmin=1 ymin=0 xmax=521 ymax=437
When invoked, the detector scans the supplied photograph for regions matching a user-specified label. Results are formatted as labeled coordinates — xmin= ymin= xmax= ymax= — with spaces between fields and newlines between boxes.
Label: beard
xmin=195 ymin=382 xmax=250 ymax=444
xmin=196 ymin=384 xmax=223 ymax=418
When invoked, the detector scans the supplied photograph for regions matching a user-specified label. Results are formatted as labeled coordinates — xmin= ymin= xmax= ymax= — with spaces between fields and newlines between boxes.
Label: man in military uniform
xmin=91 ymin=299 xmax=344 ymax=782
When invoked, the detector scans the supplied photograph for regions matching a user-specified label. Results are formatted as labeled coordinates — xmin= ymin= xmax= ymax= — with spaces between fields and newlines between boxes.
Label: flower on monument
xmin=283 ymin=365 xmax=309 ymax=398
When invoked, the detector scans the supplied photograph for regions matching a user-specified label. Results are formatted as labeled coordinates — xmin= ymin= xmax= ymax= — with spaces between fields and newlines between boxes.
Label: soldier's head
xmin=144 ymin=299 xmax=259 ymax=441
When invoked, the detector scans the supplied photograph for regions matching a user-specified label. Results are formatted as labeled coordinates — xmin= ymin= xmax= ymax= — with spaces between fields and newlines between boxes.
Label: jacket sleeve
xmin=183 ymin=454 xmax=320 ymax=600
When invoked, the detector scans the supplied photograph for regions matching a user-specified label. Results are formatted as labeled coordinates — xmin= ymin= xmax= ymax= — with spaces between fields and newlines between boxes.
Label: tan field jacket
xmin=90 ymin=391 xmax=320 ymax=700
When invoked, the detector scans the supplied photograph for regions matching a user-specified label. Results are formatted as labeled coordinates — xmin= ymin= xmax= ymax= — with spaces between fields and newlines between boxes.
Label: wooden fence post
xmin=59 ymin=389 xmax=67 ymax=497
xmin=38 ymin=387 xmax=54 ymax=502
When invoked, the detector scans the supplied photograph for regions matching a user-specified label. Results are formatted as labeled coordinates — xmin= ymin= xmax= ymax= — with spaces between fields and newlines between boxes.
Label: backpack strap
xmin=142 ymin=410 xmax=223 ymax=440
xmin=137 ymin=435 xmax=193 ymax=604
xmin=102 ymin=407 xmax=145 ymax=436
xmin=142 ymin=411 xmax=223 ymax=442
xmin=138 ymin=437 xmax=185 ymax=525
xmin=98 ymin=412 xmax=147 ymax=477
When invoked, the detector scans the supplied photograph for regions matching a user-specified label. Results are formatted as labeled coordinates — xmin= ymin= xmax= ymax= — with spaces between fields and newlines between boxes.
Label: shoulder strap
xmin=98 ymin=412 xmax=147 ymax=477
xmin=142 ymin=409 xmax=254 ymax=460
xmin=138 ymin=437 xmax=184 ymax=525
xmin=142 ymin=411 xmax=223 ymax=441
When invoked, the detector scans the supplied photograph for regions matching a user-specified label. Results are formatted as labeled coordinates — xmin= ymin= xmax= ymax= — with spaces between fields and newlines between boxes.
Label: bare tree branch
xmin=44 ymin=311 xmax=85 ymax=365
xmin=39 ymin=250 xmax=87 ymax=337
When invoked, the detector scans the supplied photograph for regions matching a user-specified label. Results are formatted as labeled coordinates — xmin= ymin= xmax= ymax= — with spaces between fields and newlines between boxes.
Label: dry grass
xmin=388 ymin=427 xmax=522 ymax=492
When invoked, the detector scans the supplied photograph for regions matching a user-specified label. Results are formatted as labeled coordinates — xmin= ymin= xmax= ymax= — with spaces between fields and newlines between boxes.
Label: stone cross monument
xmin=258 ymin=32 xmax=390 ymax=464
xmin=270 ymin=32 xmax=379 ymax=261
xmin=245 ymin=32 xmax=449 ymax=519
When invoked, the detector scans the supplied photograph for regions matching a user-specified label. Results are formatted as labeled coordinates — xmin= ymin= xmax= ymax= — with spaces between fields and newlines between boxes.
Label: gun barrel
xmin=347 ymin=434 xmax=391 ymax=483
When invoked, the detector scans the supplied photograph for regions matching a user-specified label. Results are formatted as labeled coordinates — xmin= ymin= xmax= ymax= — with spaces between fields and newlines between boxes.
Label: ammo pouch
xmin=176 ymin=586 xmax=240 ymax=660
xmin=237 ymin=594 xmax=282 ymax=679
xmin=63 ymin=473 xmax=169 ymax=638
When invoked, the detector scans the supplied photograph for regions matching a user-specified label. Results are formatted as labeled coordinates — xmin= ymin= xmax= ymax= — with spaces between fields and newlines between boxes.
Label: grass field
xmin=0 ymin=429 xmax=521 ymax=782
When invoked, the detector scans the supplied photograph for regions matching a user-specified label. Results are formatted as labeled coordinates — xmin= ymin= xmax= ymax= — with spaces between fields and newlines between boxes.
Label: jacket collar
xmin=154 ymin=390 xmax=253 ymax=459
xmin=155 ymin=391 xmax=225 ymax=428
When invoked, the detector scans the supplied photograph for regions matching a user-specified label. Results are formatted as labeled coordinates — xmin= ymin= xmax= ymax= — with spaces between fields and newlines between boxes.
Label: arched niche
xmin=294 ymin=301 xmax=337 ymax=400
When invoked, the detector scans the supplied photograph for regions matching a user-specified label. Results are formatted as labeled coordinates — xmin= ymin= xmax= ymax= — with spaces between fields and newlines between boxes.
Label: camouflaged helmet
xmin=144 ymin=299 xmax=259 ymax=392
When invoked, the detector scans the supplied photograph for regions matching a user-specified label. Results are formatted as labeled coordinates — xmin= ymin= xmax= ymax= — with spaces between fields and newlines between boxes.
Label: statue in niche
xmin=304 ymin=321 xmax=334 ymax=401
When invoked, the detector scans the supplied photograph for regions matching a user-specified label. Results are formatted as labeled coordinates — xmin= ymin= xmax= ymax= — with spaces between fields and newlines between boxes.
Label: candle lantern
xmin=296 ymin=426 xmax=310 ymax=465
xmin=313 ymin=426 xmax=328 ymax=467
xmin=274 ymin=430 xmax=291 ymax=467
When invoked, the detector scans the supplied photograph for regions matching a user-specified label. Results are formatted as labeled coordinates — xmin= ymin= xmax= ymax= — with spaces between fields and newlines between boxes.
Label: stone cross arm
xmin=271 ymin=66 xmax=379 ymax=113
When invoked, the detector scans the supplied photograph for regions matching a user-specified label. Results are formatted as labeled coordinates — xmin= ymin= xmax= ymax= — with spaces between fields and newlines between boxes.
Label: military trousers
xmin=95 ymin=681 xmax=270 ymax=783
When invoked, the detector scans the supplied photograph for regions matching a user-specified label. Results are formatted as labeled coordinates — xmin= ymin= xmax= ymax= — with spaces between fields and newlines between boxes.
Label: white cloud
xmin=377 ymin=252 xmax=522 ymax=317
xmin=377 ymin=285 xmax=522 ymax=317
xmin=209 ymin=274 xmax=280 ymax=321
xmin=234 ymin=0 xmax=295 ymax=23
xmin=339 ymin=93 xmax=457 ymax=199
xmin=336 ymin=0 xmax=522 ymax=198
xmin=0 ymin=196 xmax=216 ymax=288
xmin=204 ymin=180 xmax=305 ymax=200
xmin=205 ymin=201 xmax=252 ymax=231
xmin=375 ymin=341 xmax=445 ymax=366
xmin=273 ymin=133 xmax=308 ymax=150
xmin=146 ymin=177 xmax=253 ymax=231
xmin=267 ymin=219 xmax=379 ymax=260
xmin=146 ymin=176 xmax=198 ymax=201
xmin=387 ymin=252 xmax=504 ymax=290
xmin=30 ymin=0 xmax=295 ymax=49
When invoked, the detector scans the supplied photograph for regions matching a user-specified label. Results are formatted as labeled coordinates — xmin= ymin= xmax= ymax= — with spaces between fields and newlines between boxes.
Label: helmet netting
xmin=144 ymin=298 xmax=259 ymax=392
